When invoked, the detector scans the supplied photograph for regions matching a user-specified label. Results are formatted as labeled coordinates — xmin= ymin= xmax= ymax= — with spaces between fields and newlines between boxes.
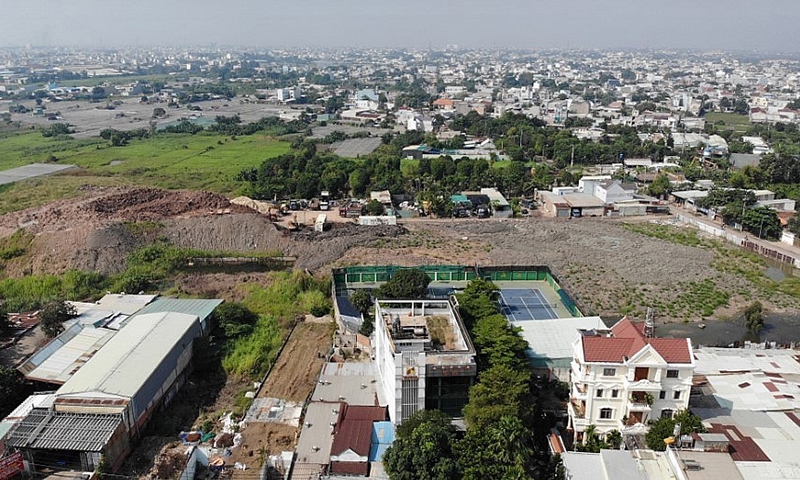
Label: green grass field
xmin=0 ymin=130 xmax=290 ymax=213
xmin=705 ymin=112 xmax=751 ymax=133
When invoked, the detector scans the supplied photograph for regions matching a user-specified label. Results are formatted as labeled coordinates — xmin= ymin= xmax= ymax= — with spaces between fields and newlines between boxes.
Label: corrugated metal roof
xmin=95 ymin=294 xmax=158 ymax=315
xmin=6 ymin=409 xmax=122 ymax=452
xmin=23 ymin=327 xmax=116 ymax=384
xmin=55 ymin=312 xmax=199 ymax=399
xmin=133 ymin=298 xmax=222 ymax=322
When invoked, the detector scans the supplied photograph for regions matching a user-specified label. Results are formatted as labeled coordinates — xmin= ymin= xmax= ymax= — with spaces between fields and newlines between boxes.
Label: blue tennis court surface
xmin=500 ymin=288 xmax=558 ymax=321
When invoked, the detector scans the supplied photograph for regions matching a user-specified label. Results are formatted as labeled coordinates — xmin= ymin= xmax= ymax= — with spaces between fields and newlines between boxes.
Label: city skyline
xmin=2 ymin=0 xmax=800 ymax=53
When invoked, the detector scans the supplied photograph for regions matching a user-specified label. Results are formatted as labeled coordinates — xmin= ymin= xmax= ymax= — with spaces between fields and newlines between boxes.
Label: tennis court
xmin=499 ymin=288 xmax=559 ymax=321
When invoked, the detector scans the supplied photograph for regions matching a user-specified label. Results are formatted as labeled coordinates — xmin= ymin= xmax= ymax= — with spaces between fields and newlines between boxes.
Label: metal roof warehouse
xmin=53 ymin=312 xmax=201 ymax=431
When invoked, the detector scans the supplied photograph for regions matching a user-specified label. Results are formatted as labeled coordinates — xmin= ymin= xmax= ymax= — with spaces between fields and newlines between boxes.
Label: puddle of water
xmin=765 ymin=267 xmax=785 ymax=282
xmin=761 ymin=256 xmax=799 ymax=281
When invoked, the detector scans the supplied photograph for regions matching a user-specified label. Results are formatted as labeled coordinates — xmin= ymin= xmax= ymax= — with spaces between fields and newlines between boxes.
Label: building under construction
xmin=373 ymin=298 xmax=476 ymax=423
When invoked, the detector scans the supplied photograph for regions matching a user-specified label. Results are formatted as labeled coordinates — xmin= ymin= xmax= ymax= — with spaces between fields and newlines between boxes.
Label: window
xmin=600 ymin=408 xmax=613 ymax=419
xmin=611 ymin=389 xmax=619 ymax=398
xmin=661 ymin=409 xmax=674 ymax=419
xmin=659 ymin=390 xmax=666 ymax=400
xmin=666 ymin=369 xmax=679 ymax=378
xmin=603 ymin=368 xmax=616 ymax=376
xmin=596 ymin=389 xmax=604 ymax=398
xmin=673 ymin=390 xmax=681 ymax=400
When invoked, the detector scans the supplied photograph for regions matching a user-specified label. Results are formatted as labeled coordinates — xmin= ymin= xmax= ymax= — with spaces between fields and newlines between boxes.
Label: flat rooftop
xmin=313 ymin=362 xmax=381 ymax=406
xmin=294 ymin=401 xmax=341 ymax=465
xmin=377 ymin=299 xmax=472 ymax=354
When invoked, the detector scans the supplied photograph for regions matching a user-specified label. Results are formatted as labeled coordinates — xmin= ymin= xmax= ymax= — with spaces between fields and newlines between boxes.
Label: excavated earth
xmin=0 ymin=187 xmax=793 ymax=326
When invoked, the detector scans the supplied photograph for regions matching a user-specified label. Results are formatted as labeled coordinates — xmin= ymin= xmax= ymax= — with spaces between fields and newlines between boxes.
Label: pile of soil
xmin=83 ymin=187 xmax=251 ymax=222
xmin=149 ymin=444 xmax=189 ymax=479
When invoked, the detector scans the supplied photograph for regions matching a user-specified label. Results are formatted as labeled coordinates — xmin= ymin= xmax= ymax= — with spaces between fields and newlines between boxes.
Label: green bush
xmin=222 ymin=315 xmax=284 ymax=377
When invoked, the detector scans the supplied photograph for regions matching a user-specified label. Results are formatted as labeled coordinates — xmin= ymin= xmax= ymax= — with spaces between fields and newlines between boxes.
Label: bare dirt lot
xmin=0 ymin=185 xmax=791 ymax=326
xmin=257 ymin=321 xmax=333 ymax=403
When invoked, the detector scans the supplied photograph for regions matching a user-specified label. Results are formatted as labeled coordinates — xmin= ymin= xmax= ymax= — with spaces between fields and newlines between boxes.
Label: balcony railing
xmin=625 ymin=378 xmax=662 ymax=391
xmin=628 ymin=402 xmax=652 ymax=412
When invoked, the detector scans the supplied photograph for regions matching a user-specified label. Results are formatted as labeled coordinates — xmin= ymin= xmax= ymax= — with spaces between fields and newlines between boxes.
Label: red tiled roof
xmin=331 ymin=405 xmax=387 ymax=457
xmin=648 ymin=338 xmax=692 ymax=363
xmin=582 ymin=337 xmax=638 ymax=363
xmin=581 ymin=317 xmax=692 ymax=364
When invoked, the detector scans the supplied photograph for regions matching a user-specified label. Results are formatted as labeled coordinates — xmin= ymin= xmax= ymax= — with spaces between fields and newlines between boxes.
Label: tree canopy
xmin=376 ymin=269 xmax=431 ymax=299
xmin=645 ymin=409 xmax=706 ymax=451
xmin=383 ymin=409 xmax=459 ymax=480
xmin=211 ymin=302 xmax=259 ymax=338
xmin=39 ymin=300 xmax=77 ymax=338
xmin=0 ymin=366 xmax=28 ymax=419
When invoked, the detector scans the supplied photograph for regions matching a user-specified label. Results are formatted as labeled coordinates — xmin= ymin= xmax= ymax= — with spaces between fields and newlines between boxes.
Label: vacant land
xmin=257 ymin=321 xmax=333 ymax=403
xmin=0 ymin=130 xmax=289 ymax=213
xmin=705 ymin=112 xmax=751 ymax=133
xmin=215 ymin=320 xmax=333 ymax=475
xmin=8 ymin=97 xmax=300 ymax=138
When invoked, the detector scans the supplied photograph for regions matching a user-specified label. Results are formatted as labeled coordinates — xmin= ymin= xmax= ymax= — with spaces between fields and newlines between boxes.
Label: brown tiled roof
xmin=581 ymin=317 xmax=692 ymax=364
xmin=707 ymin=424 xmax=770 ymax=461
xmin=330 ymin=461 xmax=369 ymax=476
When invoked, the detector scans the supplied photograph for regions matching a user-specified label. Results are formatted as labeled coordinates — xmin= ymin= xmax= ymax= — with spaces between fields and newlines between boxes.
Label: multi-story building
xmin=373 ymin=298 xmax=477 ymax=424
xmin=568 ymin=317 xmax=694 ymax=443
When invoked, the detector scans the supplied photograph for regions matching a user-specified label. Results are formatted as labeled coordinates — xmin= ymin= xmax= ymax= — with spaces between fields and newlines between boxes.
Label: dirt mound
xmin=289 ymin=223 xmax=406 ymax=270
xmin=84 ymin=188 xmax=251 ymax=222
xmin=150 ymin=443 xmax=189 ymax=479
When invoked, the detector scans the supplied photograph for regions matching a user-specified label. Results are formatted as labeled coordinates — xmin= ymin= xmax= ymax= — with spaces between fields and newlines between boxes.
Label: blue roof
xmin=369 ymin=421 xmax=395 ymax=462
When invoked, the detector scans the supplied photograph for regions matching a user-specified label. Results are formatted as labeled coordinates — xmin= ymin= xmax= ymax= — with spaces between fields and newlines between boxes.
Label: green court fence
xmin=333 ymin=265 xmax=582 ymax=317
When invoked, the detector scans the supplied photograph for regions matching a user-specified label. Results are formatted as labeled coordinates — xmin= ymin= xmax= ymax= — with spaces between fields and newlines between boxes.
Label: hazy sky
xmin=2 ymin=1 xmax=799 ymax=52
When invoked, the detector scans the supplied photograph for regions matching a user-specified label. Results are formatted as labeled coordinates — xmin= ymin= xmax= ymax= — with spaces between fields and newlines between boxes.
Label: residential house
xmin=568 ymin=317 xmax=694 ymax=443
xmin=594 ymin=179 xmax=636 ymax=204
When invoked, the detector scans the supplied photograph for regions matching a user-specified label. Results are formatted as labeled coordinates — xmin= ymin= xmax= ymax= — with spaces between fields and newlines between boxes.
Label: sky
xmin=2 ymin=0 xmax=800 ymax=53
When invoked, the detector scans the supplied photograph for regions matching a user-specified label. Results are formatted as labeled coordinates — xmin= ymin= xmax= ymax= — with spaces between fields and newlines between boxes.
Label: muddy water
xmin=655 ymin=312 xmax=800 ymax=347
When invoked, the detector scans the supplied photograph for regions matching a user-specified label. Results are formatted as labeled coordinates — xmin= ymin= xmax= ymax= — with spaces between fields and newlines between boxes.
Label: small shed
xmin=691 ymin=432 xmax=730 ymax=453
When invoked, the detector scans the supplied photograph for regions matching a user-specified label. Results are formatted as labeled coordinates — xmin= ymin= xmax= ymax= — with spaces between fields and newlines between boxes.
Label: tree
xmin=744 ymin=301 xmax=764 ymax=334
xmin=350 ymin=290 xmax=373 ymax=316
xmin=0 ymin=366 xmax=27 ymax=419
xmin=743 ymin=206 xmax=781 ymax=240
xmin=383 ymin=410 xmax=458 ymax=480
xmin=350 ymin=290 xmax=375 ymax=336
xmin=211 ymin=302 xmax=259 ymax=338
xmin=91 ymin=86 xmax=107 ymax=101
xmin=0 ymin=302 xmax=11 ymax=336
xmin=645 ymin=409 xmax=706 ymax=451
xmin=463 ymin=363 xmax=531 ymax=430
xmin=39 ymin=300 xmax=77 ymax=338
xmin=364 ymin=199 xmax=385 ymax=216
xmin=648 ymin=173 xmax=671 ymax=199
xmin=377 ymin=269 xmax=431 ymax=299
xmin=456 ymin=415 xmax=535 ymax=479
xmin=788 ymin=214 xmax=800 ymax=236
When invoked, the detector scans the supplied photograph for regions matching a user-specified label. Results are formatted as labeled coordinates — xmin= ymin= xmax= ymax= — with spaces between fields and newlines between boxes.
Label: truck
xmin=320 ymin=191 xmax=330 ymax=211
xmin=339 ymin=201 xmax=364 ymax=218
